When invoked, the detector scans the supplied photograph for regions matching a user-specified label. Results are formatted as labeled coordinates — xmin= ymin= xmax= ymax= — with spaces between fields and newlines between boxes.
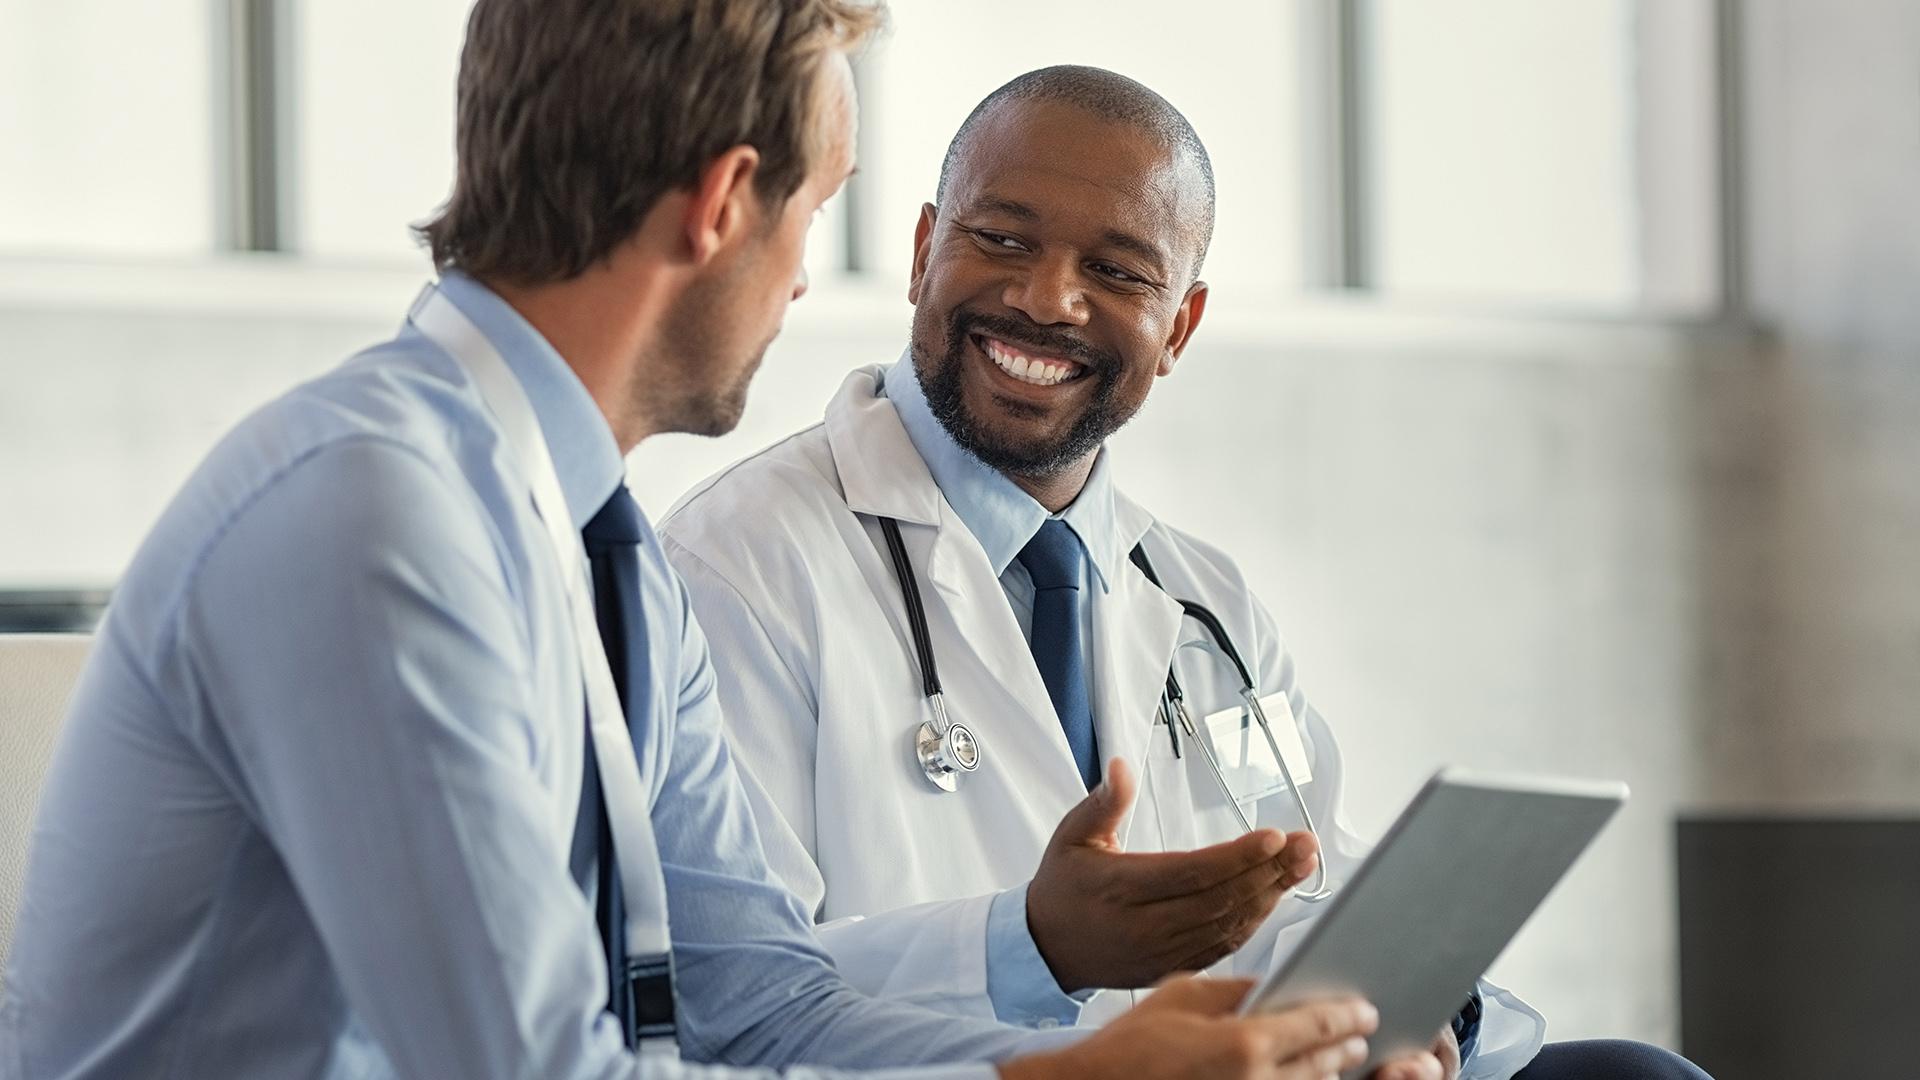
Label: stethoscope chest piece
xmin=878 ymin=516 xmax=983 ymax=793
xmin=916 ymin=693 xmax=980 ymax=792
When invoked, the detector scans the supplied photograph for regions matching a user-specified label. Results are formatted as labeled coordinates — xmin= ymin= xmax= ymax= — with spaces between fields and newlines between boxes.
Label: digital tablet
xmin=1244 ymin=767 xmax=1627 ymax=1076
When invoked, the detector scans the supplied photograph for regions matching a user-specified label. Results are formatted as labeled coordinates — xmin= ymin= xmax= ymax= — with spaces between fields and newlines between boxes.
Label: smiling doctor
xmin=662 ymin=66 xmax=1701 ymax=1080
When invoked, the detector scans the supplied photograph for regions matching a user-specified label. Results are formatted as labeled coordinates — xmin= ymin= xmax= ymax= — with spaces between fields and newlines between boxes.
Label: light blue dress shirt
xmin=880 ymin=356 xmax=1121 ymax=1028
xmin=0 ymin=275 xmax=1047 ymax=1080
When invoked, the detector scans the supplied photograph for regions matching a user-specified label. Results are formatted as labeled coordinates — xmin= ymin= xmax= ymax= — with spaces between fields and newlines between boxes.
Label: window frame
xmin=50 ymin=0 xmax=1742 ymax=317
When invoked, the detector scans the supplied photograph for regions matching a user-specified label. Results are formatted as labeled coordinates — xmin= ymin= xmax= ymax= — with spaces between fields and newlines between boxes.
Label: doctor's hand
xmin=1026 ymin=759 xmax=1320 ymax=993
xmin=998 ymin=976 xmax=1376 ymax=1080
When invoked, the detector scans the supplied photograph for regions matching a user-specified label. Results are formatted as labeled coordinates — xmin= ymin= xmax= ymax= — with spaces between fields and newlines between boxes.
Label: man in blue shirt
xmin=0 ymin=3 xmax=1385 ymax=1079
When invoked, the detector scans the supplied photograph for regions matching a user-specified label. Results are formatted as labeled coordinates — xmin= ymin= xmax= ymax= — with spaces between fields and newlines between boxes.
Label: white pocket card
xmin=1201 ymin=693 xmax=1313 ymax=805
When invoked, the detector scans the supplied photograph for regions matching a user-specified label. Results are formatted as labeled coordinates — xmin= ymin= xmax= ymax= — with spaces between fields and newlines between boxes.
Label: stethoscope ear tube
xmin=1240 ymin=686 xmax=1334 ymax=903
xmin=1136 ymin=544 xmax=1333 ymax=904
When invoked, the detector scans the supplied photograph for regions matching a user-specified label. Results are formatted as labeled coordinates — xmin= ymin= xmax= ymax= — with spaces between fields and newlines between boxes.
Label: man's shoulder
xmin=192 ymin=340 xmax=492 ymax=525
xmin=114 ymin=338 xmax=506 ymax=631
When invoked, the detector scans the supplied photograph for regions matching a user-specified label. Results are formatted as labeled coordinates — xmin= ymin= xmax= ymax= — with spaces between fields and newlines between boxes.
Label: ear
xmin=683 ymin=145 xmax=764 ymax=265
xmin=1158 ymin=280 xmax=1209 ymax=376
xmin=906 ymin=202 xmax=937 ymax=304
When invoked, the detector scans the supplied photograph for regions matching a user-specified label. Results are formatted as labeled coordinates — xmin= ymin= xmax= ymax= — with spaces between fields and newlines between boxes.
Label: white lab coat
xmin=661 ymin=366 xmax=1546 ymax=1077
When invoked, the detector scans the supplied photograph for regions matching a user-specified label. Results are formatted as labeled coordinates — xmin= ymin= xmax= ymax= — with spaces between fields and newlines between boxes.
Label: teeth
xmin=985 ymin=338 xmax=1078 ymax=387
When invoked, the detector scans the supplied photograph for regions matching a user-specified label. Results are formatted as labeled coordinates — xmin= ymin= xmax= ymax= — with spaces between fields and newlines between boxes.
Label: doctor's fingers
xmin=1107 ymin=828 xmax=1293 ymax=902
xmin=1151 ymin=840 xmax=1309 ymax=925
xmin=1138 ymin=874 xmax=1299 ymax=975
xmin=1140 ymin=884 xmax=1291 ymax=972
xmin=1133 ymin=866 xmax=1296 ymax=972
xmin=1155 ymin=899 xmax=1284 ymax=976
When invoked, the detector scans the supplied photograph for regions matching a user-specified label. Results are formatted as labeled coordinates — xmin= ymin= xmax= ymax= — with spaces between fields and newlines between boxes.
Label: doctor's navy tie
xmin=577 ymin=483 xmax=676 ymax=1049
xmin=1018 ymin=518 xmax=1102 ymax=790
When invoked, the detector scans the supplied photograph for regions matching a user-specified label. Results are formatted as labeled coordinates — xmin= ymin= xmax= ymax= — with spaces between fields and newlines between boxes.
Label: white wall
xmin=0 ymin=263 xmax=1736 ymax=1046
xmin=1695 ymin=0 xmax=1920 ymax=811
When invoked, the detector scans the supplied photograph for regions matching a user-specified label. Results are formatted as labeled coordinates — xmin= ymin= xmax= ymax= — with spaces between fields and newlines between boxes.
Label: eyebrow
xmin=967 ymin=195 xmax=1040 ymax=221
xmin=965 ymin=195 xmax=1172 ymax=278
xmin=1099 ymin=228 xmax=1170 ymax=275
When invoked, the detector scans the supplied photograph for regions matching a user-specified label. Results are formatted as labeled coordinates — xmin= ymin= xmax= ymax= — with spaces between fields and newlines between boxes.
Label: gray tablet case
xmin=1246 ymin=767 xmax=1626 ymax=1076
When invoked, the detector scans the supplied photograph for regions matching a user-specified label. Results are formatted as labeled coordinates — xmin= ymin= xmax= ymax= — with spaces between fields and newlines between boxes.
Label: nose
xmin=791 ymin=262 xmax=810 ymax=302
xmin=1002 ymin=253 xmax=1088 ymax=327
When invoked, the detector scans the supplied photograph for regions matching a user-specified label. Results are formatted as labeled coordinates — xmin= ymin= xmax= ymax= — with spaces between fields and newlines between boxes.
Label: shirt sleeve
xmin=171 ymin=437 xmax=1007 ymax=1080
xmin=984 ymin=884 xmax=1088 ymax=1028
xmin=174 ymin=438 xmax=649 ymax=1079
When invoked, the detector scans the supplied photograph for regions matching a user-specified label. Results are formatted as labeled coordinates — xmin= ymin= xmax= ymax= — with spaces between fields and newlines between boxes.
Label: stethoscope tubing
xmin=1136 ymin=547 xmax=1333 ymax=904
xmin=880 ymin=516 xmax=1333 ymax=902
xmin=879 ymin=517 xmax=942 ymax=700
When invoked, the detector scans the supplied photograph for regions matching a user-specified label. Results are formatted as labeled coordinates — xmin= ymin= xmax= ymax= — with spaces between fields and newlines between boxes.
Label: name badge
xmin=1201 ymin=693 xmax=1313 ymax=805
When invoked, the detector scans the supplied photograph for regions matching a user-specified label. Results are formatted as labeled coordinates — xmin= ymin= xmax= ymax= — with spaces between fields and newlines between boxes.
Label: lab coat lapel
xmin=825 ymin=366 xmax=943 ymax=528
xmin=825 ymin=367 xmax=1093 ymax=807
xmin=922 ymin=507 xmax=1088 ymax=779
xmin=1090 ymin=499 xmax=1183 ymax=847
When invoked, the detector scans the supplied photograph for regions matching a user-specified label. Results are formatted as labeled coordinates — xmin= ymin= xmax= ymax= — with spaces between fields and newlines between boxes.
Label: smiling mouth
xmin=974 ymin=334 xmax=1086 ymax=388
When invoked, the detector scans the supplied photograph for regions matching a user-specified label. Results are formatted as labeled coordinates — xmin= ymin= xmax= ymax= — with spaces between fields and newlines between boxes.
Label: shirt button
xmin=1035 ymin=1018 xmax=1060 ymax=1030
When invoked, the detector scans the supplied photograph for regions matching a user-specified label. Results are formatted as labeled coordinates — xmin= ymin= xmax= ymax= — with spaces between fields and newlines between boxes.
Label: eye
xmin=1091 ymin=262 xmax=1143 ymax=284
xmin=974 ymin=229 xmax=1030 ymax=252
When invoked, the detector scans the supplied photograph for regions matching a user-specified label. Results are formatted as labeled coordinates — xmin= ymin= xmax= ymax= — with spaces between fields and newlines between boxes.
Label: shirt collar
xmin=435 ymin=271 xmax=625 ymax=531
xmin=882 ymin=352 xmax=1124 ymax=591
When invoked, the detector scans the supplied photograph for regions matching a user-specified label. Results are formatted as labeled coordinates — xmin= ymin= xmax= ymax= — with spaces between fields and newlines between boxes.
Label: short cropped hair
xmin=418 ymin=0 xmax=883 ymax=285
xmin=936 ymin=65 xmax=1216 ymax=278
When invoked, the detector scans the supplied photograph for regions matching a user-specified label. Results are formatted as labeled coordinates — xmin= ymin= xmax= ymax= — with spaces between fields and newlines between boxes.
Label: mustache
xmin=948 ymin=309 xmax=1117 ymax=372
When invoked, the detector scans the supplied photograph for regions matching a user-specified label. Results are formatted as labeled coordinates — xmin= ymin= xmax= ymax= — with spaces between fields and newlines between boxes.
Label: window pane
xmin=857 ymin=0 xmax=1304 ymax=298
xmin=0 ymin=1 xmax=216 ymax=256
xmin=294 ymin=0 xmax=472 ymax=263
xmin=295 ymin=1 xmax=852 ymax=275
xmin=1361 ymin=0 xmax=1698 ymax=308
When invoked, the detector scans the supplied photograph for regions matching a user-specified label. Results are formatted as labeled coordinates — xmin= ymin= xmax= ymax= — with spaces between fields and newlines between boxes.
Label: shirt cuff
xmin=984 ymin=883 xmax=1087 ymax=1029
xmin=1451 ymin=987 xmax=1484 ymax=1064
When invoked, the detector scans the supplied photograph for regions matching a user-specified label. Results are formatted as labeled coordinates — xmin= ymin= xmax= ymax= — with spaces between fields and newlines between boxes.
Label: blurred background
xmin=3 ymin=1 xmax=1916 ymax=1074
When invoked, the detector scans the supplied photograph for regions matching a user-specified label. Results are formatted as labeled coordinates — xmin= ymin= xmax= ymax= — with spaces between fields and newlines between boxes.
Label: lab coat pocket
xmin=1141 ymin=723 xmax=1202 ymax=853
xmin=1199 ymin=692 xmax=1312 ymax=805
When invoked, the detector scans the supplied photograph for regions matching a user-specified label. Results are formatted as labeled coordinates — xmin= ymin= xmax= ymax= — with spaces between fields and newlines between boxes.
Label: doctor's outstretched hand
xmin=998 ymin=976 xmax=1377 ymax=1080
xmin=1026 ymin=759 xmax=1320 ymax=993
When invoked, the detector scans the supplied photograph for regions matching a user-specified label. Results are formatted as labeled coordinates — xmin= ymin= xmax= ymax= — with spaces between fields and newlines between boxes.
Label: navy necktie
xmin=1018 ymin=519 xmax=1100 ymax=789
xmin=576 ymin=485 xmax=653 ymax=1048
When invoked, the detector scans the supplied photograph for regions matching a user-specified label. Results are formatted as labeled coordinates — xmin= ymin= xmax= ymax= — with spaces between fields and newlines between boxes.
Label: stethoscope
xmin=1128 ymin=546 xmax=1332 ymax=903
xmin=876 ymin=516 xmax=1332 ymax=903
xmin=879 ymin=517 xmax=981 ymax=791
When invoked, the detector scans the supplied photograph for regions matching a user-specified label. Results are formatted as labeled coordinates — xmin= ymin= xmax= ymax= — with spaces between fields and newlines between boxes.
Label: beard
xmin=645 ymin=268 xmax=772 ymax=438
xmin=914 ymin=305 xmax=1140 ymax=478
